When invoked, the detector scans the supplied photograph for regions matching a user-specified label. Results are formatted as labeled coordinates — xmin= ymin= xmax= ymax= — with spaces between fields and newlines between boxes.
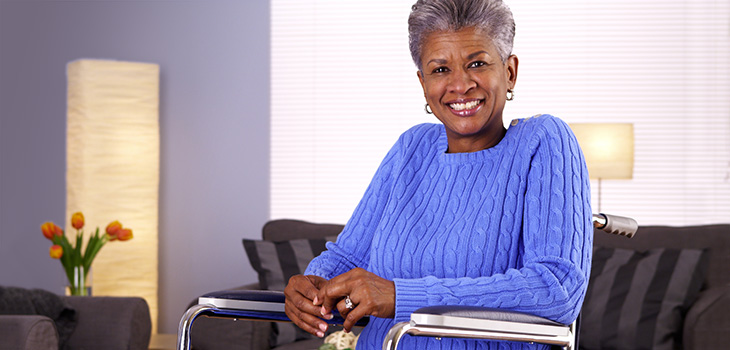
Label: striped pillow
xmin=580 ymin=247 xmax=708 ymax=350
xmin=243 ymin=236 xmax=337 ymax=346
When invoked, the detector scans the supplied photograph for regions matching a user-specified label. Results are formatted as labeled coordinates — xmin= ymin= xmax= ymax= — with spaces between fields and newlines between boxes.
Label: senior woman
xmin=284 ymin=0 xmax=593 ymax=349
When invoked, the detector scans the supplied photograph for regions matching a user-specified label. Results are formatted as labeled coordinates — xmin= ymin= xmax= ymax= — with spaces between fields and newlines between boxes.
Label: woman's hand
xmin=284 ymin=274 xmax=329 ymax=337
xmin=317 ymin=268 xmax=395 ymax=332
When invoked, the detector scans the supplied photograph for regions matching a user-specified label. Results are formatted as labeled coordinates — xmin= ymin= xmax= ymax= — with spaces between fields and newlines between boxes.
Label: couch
xmin=188 ymin=220 xmax=730 ymax=350
xmin=0 ymin=291 xmax=152 ymax=350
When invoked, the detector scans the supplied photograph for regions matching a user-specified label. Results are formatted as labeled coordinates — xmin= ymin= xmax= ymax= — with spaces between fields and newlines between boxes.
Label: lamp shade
xmin=66 ymin=59 xmax=160 ymax=331
xmin=570 ymin=123 xmax=634 ymax=179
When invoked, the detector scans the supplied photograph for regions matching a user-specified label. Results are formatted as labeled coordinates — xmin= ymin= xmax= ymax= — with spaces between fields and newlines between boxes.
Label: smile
xmin=447 ymin=99 xmax=483 ymax=115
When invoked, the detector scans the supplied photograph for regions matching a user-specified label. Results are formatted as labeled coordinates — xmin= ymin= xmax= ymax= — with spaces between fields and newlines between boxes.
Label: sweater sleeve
xmin=393 ymin=117 xmax=593 ymax=325
xmin=304 ymin=132 xmax=403 ymax=279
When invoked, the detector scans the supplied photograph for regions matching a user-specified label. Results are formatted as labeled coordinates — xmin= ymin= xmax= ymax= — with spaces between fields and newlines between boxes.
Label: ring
xmin=344 ymin=295 xmax=354 ymax=309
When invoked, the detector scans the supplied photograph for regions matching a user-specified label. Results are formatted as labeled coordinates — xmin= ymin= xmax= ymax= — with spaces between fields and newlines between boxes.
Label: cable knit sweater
xmin=305 ymin=114 xmax=593 ymax=350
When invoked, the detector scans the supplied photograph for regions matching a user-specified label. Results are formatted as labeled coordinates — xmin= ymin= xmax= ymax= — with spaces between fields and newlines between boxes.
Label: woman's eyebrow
xmin=467 ymin=50 xmax=490 ymax=60
xmin=427 ymin=58 xmax=448 ymax=66
xmin=427 ymin=50 xmax=490 ymax=66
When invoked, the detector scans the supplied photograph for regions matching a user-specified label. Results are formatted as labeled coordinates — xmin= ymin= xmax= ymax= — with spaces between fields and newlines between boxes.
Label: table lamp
xmin=570 ymin=123 xmax=634 ymax=213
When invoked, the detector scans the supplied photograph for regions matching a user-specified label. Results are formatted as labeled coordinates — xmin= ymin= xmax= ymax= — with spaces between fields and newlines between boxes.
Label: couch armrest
xmin=0 ymin=315 xmax=58 ymax=350
xmin=683 ymin=284 xmax=730 ymax=350
xmin=190 ymin=283 xmax=271 ymax=350
xmin=64 ymin=296 xmax=151 ymax=350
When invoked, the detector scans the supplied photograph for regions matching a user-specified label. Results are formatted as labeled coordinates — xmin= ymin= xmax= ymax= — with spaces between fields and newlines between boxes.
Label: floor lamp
xmin=570 ymin=123 xmax=634 ymax=213
xmin=66 ymin=59 xmax=160 ymax=332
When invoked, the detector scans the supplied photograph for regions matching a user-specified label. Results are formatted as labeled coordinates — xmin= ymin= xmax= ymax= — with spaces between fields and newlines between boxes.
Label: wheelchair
xmin=178 ymin=213 xmax=637 ymax=350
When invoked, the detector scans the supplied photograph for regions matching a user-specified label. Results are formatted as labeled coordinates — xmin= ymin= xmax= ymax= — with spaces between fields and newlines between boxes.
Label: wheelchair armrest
xmin=179 ymin=289 xmax=369 ymax=350
xmin=195 ymin=289 xmax=368 ymax=326
xmin=411 ymin=305 xmax=569 ymax=336
xmin=383 ymin=306 xmax=576 ymax=350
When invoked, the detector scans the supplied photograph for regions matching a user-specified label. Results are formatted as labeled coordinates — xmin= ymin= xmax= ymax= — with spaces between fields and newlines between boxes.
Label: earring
xmin=506 ymin=89 xmax=515 ymax=101
xmin=424 ymin=103 xmax=433 ymax=114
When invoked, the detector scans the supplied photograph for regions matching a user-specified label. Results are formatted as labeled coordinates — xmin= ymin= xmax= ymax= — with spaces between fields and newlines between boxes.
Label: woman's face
xmin=418 ymin=27 xmax=518 ymax=153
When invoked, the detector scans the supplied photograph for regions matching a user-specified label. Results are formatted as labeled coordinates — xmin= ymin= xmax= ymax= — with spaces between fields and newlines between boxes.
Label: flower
xmin=41 ymin=222 xmax=63 ymax=240
xmin=49 ymin=245 xmax=63 ymax=259
xmin=106 ymin=220 xmax=122 ymax=238
xmin=41 ymin=212 xmax=133 ymax=296
xmin=117 ymin=228 xmax=133 ymax=241
xmin=71 ymin=212 xmax=85 ymax=229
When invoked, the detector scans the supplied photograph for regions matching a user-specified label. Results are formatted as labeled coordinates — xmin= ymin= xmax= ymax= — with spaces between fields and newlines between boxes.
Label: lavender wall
xmin=0 ymin=0 xmax=269 ymax=333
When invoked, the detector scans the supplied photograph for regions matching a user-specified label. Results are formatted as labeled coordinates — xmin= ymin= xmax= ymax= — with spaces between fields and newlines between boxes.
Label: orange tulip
xmin=117 ymin=228 xmax=133 ymax=241
xmin=71 ymin=212 xmax=85 ymax=230
xmin=106 ymin=221 xmax=122 ymax=238
xmin=49 ymin=245 xmax=63 ymax=259
xmin=41 ymin=222 xmax=63 ymax=240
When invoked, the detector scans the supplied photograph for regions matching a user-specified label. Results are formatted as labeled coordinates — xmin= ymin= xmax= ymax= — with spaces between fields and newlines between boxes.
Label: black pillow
xmin=243 ymin=236 xmax=336 ymax=346
xmin=580 ymin=247 xmax=708 ymax=350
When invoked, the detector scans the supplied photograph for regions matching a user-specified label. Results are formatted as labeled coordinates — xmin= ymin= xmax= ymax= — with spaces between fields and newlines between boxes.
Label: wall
xmin=0 ymin=0 xmax=270 ymax=333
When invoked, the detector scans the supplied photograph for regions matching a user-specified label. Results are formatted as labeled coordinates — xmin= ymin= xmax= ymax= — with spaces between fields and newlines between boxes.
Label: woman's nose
xmin=447 ymin=69 xmax=476 ymax=94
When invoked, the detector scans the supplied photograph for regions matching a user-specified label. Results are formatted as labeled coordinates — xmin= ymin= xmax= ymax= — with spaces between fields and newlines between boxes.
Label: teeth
xmin=449 ymin=100 xmax=480 ymax=111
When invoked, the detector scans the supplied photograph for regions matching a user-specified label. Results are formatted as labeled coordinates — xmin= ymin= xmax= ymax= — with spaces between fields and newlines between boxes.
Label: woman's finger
xmin=342 ymin=299 xmax=370 ymax=332
xmin=285 ymin=298 xmax=328 ymax=337
xmin=335 ymin=295 xmax=354 ymax=319
xmin=284 ymin=274 xmax=330 ymax=337
xmin=318 ymin=268 xmax=366 ymax=316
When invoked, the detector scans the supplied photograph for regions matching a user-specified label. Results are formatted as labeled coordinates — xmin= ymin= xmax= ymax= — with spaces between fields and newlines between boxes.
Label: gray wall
xmin=0 ymin=0 xmax=270 ymax=333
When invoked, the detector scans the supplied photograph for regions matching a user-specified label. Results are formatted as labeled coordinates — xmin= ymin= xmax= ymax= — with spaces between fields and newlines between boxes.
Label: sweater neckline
xmin=437 ymin=122 xmax=515 ymax=164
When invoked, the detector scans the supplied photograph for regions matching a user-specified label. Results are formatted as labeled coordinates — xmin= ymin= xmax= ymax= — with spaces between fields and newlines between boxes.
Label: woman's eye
xmin=469 ymin=61 xmax=486 ymax=68
xmin=432 ymin=66 xmax=449 ymax=74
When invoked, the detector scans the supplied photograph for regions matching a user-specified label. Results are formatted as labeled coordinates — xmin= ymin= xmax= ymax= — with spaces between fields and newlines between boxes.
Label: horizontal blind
xmin=272 ymin=0 xmax=730 ymax=226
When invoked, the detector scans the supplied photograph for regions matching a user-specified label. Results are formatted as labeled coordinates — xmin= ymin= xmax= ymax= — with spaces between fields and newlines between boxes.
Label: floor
xmin=149 ymin=333 xmax=176 ymax=350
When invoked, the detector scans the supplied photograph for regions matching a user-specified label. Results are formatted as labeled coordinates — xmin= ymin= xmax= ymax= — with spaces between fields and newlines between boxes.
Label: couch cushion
xmin=243 ymin=237 xmax=337 ymax=290
xmin=262 ymin=219 xmax=344 ymax=242
xmin=243 ymin=236 xmax=337 ymax=346
xmin=580 ymin=247 xmax=709 ymax=350
xmin=594 ymin=225 xmax=729 ymax=289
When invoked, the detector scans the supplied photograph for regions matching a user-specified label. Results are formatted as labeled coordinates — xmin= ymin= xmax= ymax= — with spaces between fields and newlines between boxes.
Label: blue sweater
xmin=305 ymin=115 xmax=593 ymax=350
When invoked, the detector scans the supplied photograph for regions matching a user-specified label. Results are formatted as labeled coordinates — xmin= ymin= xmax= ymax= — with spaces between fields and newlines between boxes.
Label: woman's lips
xmin=447 ymin=99 xmax=483 ymax=117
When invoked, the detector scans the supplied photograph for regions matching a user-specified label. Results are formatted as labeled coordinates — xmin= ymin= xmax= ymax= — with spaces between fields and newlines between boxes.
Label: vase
xmin=65 ymin=265 xmax=92 ymax=296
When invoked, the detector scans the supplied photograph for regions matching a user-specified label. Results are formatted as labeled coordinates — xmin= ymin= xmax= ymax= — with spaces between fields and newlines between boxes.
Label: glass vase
xmin=66 ymin=265 xmax=92 ymax=296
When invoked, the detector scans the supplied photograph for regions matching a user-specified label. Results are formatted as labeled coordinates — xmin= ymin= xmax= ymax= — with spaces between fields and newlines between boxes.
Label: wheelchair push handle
xmin=592 ymin=213 xmax=637 ymax=238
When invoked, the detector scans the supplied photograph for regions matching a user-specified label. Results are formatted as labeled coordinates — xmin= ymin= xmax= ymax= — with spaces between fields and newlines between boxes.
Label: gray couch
xmin=0 ymin=294 xmax=152 ymax=350
xmin=592 ymin=224 xmax=730 ymax=349
xmin=189 ymin=220 xmax=730 ymax=350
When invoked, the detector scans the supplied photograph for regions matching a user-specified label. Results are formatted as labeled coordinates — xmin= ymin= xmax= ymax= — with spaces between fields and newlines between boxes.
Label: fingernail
xmin=319 ymin=323 xmax=328 ymax=332
xmin=326 ymin=313 xmax=334 ymax=320
xmin=320 ymin=306 xmax=326 ymax=316
xmin=316 ymin=331 xmax=324 ymax=338
xmin=313 ymin=296 xmax=318 ymax=305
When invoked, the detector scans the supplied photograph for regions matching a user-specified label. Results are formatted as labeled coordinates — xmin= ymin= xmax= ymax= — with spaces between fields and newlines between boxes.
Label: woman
xmin=284 ymin=0 xmax=593 ymax=349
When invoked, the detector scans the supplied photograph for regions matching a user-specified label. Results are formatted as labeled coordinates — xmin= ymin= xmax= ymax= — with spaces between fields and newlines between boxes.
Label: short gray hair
xmin=408 ymin=0 xmax=515 ymax=70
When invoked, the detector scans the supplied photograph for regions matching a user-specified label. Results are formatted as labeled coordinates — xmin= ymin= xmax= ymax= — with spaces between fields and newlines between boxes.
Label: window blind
xmin=271 ymin=0 xmax=730 ymax=226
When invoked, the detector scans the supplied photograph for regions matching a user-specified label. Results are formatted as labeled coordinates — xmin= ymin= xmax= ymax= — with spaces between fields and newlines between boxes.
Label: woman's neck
xmin=445 ymin=126 xmax=507 ymax=153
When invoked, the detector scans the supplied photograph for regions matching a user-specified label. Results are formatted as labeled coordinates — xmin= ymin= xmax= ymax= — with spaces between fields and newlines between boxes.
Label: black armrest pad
xmin=197 ymin=289 xmax=368 ymax=326
xmin=414 ymin=306 xmax=564 ymax=326
xmin=201 ymin=289 xmax=285 ymax=303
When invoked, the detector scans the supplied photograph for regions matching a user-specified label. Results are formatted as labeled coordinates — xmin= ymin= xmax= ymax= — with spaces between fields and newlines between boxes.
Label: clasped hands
xmin=284 ymin=268 xmax=395 ymax=337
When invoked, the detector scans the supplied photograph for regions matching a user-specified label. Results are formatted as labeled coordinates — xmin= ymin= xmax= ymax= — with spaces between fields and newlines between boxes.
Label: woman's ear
xmin=417 ymin=70 xmax=427 ymax=96
xmin=506 ymin=54 xmax=519 ymax=89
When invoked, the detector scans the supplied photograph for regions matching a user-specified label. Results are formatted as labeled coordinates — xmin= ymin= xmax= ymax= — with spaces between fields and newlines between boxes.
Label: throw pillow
xmin=580 ymin=247 xmax=708 ymax=350
xmin=243 ymin=236 xmax=337 ymax=346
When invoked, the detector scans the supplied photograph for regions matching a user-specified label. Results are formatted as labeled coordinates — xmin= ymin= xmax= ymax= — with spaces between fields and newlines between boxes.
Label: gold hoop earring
xmin=506 ymin=89 xmax=515 ymax=101
xmin=424 ymin=103 xmax=433 ymax=114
